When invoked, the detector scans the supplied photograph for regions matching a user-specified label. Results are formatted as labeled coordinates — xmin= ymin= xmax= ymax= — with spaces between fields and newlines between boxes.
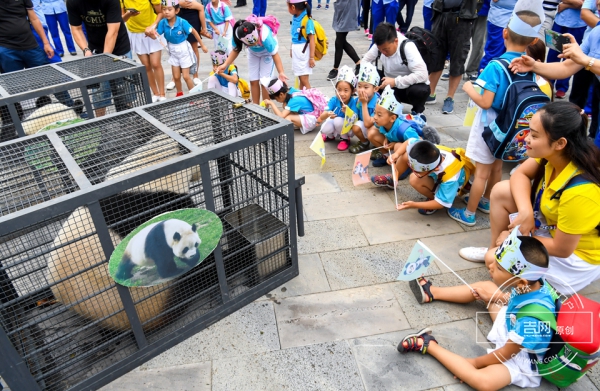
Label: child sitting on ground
xmin=379 ymin=138 xmax=474 ymax=216
xmin=448 ymin=2 xmax=543 ymax=226
xmin=349 ymin=62 xmax=380 ymax=154
xmin=319 ymin=65 xmax=359 ymax=151
xmin=402 ymin=234 xmax=555 ymax=390
xmin=367 ymin=86 xmax=423 ymax=167
xmin=207 ymin=50 xmax=239 ymax=97
xmin=261 ymin=78 xmax=324 ymax=134
xmin=154 ymin=0 xmax=208 ymax=97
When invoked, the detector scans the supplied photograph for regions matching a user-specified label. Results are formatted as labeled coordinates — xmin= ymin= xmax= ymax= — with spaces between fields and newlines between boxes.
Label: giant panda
xmin=46 ymin=135 xmax=202 ymax=331
xmin=117 ymin=219 xmax=201 ymax=281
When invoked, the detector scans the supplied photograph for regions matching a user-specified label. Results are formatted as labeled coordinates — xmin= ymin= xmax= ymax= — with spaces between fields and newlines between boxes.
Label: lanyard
xmin=533 ymin=178 xmax=557 ymax=231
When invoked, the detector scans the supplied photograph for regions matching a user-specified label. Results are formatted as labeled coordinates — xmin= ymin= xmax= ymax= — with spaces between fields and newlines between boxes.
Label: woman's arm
xmin=145 ymin=3 xmax=164 ymax=36
xmin=271 ymin=53 xmax=289 ymax=82
xmin=508 ymin=158 xmax=539 ymax=235
xmin=534 ymin=230 xmax=581 ymax=259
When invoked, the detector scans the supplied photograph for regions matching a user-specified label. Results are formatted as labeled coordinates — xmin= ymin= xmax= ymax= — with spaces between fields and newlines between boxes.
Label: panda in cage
xmin=0 ymin=96 xmax=84 ymax=141
xmin=117 ymin=219 xmax=201 ymax=281
xmin=47 ymin=135 xmax=203 ymax=331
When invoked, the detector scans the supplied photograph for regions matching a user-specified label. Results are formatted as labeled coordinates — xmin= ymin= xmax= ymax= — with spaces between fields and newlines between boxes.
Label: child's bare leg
xmin=467 ymin=161 xmax=494 ymax=213
xmin=484 ymin=159 xmax=503 ymax=200
xmin=428 ymin=280 xmax=498 ymax=303
xmin=298 ymin=75 xmax=310 ymax=90
xmin=426 ymin=344 xmax=512 ymax=391
xmin=489 ymin=181 xmax=517 ymax=248
xmin=352 ymin=124 xmax=368 ymax=143
xmin=284 ymin=113 xmax=302 ymax=128
xmin=191 ymin=44 xmax=200 ymax=79
xmin=393 ymin=152 xmax=410 ymax=179
xmin=408 ymin=174 xmax=436 ymax=199
xmin=182 ymin=68 xmax=194 ymax=90
xmin=261 ymin=85 xmax=270 ymax=102
xmin=172 ymin=66 xmax=183 ymax=93
xmin=367 ymin=127 xmax=385 ymax=148
xmin=250 ymin=81 xmax=261 ymax=103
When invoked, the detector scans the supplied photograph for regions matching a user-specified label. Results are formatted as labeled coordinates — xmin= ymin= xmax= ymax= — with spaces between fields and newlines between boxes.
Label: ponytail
xmin=538 ymin=101 xmax=600 ymax=185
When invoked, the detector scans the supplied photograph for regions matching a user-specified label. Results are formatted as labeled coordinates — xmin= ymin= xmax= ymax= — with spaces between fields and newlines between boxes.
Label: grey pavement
xmin=35 ymin=3 xmax=600 ymax=391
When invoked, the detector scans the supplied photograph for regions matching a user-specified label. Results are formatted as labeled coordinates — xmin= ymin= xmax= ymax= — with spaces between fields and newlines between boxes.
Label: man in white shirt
xmin=362 ymin=23 xmax=430 ymax=119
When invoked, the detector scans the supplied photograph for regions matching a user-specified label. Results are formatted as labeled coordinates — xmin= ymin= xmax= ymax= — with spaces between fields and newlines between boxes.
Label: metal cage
xmin=0 ymin=54 xmax=152 ymax=143
xmin=0 ymin=91 xmax=303 ymax=391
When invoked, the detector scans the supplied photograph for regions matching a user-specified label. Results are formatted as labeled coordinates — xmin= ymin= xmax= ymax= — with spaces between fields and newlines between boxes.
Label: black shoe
xmin=234 ymin=3 xmax=246 ymax=7
xmin=70 ymin=52 xmax=77 ymax=56
xmin=327 ymin=68 xmax=338 ymax=81
xmin=58 ymin=53 xmax=64 ymax=57
xmin=354 ymin=63 xmax=361 ymax=75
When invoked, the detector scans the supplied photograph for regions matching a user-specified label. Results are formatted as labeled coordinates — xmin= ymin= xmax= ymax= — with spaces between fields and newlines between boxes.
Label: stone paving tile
xmin=275 ymin=284 xmax=410 ymax=349
xmin=391 ymin=268 xmax=492 ymax=331
xmin=441 ymin=126 xmax=471 ymax=141
xmin=303 ymin=188 xmax=397 ymax=221
xmin=298 ymin=217 xmax=370 ymax=254
xmin=262 ymin=253 xmax=331 ymax=301
xmin=301 ymin=173 xmax=342 ymax=196
xmin=421 ymin=230 xmax=491 ymax=272
xmin=350 ymin=319 xmax=488 ymax=391
xmin=577 ymin=279 xmax=600 ymax=296
xmin=211 ymin=340 xmax=365 ymax=391
xmin=296 ymin=153 xmax=356 ymax=176
xmin=100 ymin=363 xmax=211 ymax=391
xmin=319 ymin=241 xmax=442 ymax=291
xmin=358 ymin=210 xmax=464 ymax=245
xmin=589 ymin=365 xmax=600 ymax=390
xmin=140 ymin=301 xmax=279 ymax=369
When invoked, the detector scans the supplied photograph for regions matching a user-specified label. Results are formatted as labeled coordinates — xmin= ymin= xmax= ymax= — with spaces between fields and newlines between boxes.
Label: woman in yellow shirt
xmin=122 ymin=0 xmax=166 ymax=101
xmin=461 ymin=102 xmax=600 ymax=294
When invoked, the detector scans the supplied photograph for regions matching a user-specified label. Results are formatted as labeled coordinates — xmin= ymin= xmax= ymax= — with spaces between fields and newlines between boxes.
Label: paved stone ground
xmin=8 ymin=3 xmax=597 ymax=391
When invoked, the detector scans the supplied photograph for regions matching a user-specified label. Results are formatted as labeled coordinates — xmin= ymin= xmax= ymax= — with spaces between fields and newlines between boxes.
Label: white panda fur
xmin=46 ymin=135 xmax=201 ymax=331
xmin=117 ymin=219 xmax=201 ymax=281
xmin=22 ymin=103 xmax=79 ymax=135
xmin=47 ymin=207 xmax=173 ymax=331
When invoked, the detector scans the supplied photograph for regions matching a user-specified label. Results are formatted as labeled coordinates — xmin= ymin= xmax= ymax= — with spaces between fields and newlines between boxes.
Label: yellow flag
xmin=341 ymin=106 xmax=357 ymax=135
xmin=310 ymin=130 xmax=326 ymax=167
xmin=294 ymin=76 xmax=300 ymax=90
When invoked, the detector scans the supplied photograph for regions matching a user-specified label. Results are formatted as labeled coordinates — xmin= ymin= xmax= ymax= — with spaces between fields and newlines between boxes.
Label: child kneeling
xmin=207 ymin=50 xmax=239 ymax=97
xmin=401 ymin=234 xmax=555 ymax=390
xmin=385 ymin=138 xmax=474 ymax=216
xmin=261 ymin=78 xmax=324 ymax=134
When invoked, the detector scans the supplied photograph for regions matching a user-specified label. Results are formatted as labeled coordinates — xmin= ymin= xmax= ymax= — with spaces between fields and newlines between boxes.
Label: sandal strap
xmin=403 ymin=336 xmax=421 ymax=352
xmin=421 ymin=334 xmax=437 ymax=354
xmin=417 ymin=277 xmax=435 ymax=303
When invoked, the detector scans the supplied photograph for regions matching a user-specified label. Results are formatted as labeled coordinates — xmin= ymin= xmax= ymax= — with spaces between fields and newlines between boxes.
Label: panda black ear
xmin=191 ymin=223 xmax=197 ymax=232
xmin=173 ymin=232 xmax=181 ymax=242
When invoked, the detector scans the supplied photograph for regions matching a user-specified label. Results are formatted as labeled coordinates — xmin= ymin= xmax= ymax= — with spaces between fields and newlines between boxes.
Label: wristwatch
xmin=585 ymin=57 xmax=595 ymax=71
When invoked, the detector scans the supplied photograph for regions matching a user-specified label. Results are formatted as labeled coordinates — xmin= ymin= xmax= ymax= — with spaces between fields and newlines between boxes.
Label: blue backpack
xmin=482 ymin=59 xmax=550 ymax=162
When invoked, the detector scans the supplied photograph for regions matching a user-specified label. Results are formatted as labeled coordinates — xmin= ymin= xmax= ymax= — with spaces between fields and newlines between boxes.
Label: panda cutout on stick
xmin=47 ymin=135 xmax=202 ymax=331
xmin=117 ymin=219 xmax=201 ymax=281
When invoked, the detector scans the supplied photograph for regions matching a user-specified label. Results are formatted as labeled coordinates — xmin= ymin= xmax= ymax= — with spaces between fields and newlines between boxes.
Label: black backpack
xmin=400 ymin=26 xmax=441 ymax=74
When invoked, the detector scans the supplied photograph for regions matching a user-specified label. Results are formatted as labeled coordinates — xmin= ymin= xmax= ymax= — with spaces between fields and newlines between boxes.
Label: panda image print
xmin=117 ymin=219 xmax=201 ymax=281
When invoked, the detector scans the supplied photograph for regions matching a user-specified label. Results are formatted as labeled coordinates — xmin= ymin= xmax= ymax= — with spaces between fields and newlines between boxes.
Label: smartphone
xmin=126 ymin=8 xmax=138 ymax=13
xmin=545 ymin=30 xmax=571 ymax=53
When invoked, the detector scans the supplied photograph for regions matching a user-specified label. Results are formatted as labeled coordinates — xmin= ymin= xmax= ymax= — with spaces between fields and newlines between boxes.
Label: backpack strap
xmin=515 ymin=303 xmax=557 ymax=330
xmin=400 ymin=40 xmax=408 ymax=66
xmin=550 ymin=174 xmax=592 ymax=200
xmin=494 ymin=58 xmax=536 ymax=83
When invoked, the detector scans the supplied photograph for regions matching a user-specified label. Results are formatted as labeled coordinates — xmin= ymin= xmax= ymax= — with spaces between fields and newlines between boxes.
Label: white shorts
xmin=248 ymin=51 xmax=275 ymax=81
xmin=534 ymin=228 xmax=600 ymax=295
xmin=354 ymin=120 xmax=367 ymax=138
xmin=466 ymin=107 xmax=498 ymax=165
xmin=487 ymin=306 xmax=542 ymax=388
xmin=291 ymin=43 xmax=312 ymax=76
xmin=167 ymin=41 xmax=195 ymax=69
xmin=298 ymin=114 xmax=317 ymax=134
xmin=129 ymin=31 xmax=164 ymax=55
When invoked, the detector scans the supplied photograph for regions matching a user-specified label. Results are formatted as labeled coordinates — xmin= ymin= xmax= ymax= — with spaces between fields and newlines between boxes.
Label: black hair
xmin=526 ymin=40 xmax=553 ymax=100
xmin=267 ymin=79 xmax=291 ymax=102
xmin=373 ymin=23 xmax=397 ymax=46
xmin=290 ymin=1 xmax=311 ymax=17
xmin=538 ymin=102 xmax=600 ymax=186
xmin=518 ymin=236 xmax=549 ymax=269
xmin=233 ymin=20 xmax=257 ymax=52
xmin=408 ymin=140 xmax=440 ymax=166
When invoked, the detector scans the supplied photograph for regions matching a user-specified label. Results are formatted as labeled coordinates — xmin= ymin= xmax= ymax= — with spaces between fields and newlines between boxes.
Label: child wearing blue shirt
xmin=450 ymin=5 xmax=542 ymax=226
xmin=207 ymin=50 xmax=239 ymax=97
xmin=262 ymin=78 xmax=322 ymax=134
xmin=205 ymin=0 xmax=233 ymax=54
xmin=288 ymin=0 xmax=316 ymax=90
xmin=154 ymin=0 xmax=207 ymax=97
xmin=319 ymin=65 xmax=359 ymax=151
xmin=403 ymin=234 xmax=555 ymax=390
xmin=350 ymin=62 xmax=381 ymax=153
xmin=367 ymin=85 xmax=421 ymax=167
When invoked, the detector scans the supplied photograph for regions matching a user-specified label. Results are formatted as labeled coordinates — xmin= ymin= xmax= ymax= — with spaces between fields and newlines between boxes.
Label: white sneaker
xmin=152 ymin=95 xmax=159 ymax=103
xmin=458 ymin=247 xmax=488 ymax=263
xmin=158 ymin=96 xmax=167 ymax=102
xmin=166 ymin=81 xmax=176 ymax=90
xmin=193 ymin=78 xmax=201 ymax=86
